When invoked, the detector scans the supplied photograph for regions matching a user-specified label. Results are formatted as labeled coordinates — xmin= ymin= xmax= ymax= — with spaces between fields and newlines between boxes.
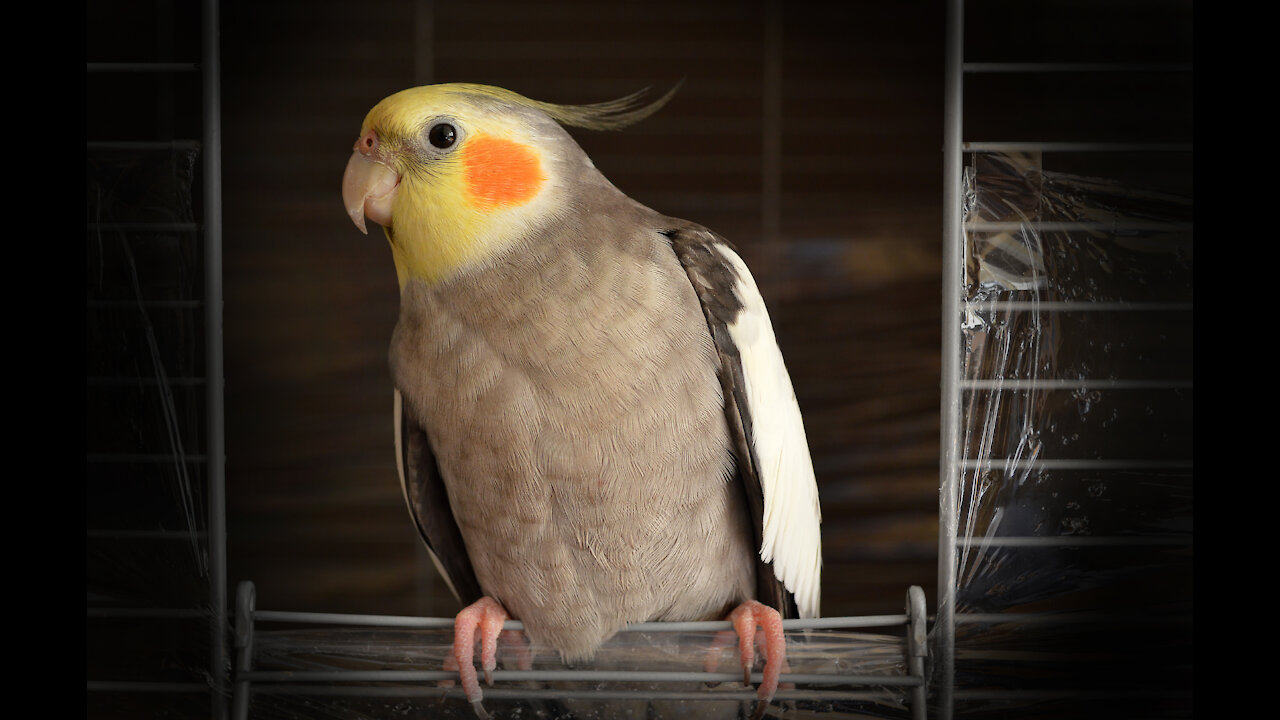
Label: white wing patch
xmin=715 ymin=245 xmax=822 ymax=619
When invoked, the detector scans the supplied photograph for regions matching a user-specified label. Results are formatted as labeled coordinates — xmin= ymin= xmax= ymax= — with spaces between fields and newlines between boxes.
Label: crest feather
xmin=532 ymin=81 xmax=684 ymax=131
xmin=446 ymin=81 xmax=684 ymax=132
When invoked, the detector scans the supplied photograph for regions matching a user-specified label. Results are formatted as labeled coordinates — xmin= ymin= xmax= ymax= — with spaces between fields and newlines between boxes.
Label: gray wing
xmin=666 ymin=224 xmax=822 ymax=620
xmin=394 ymin=389 xmax=484 ymax=606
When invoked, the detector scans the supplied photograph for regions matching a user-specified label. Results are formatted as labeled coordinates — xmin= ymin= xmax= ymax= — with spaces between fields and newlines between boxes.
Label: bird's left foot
xmin=448 ymin=596 xmax=511 ymax=719
xmin=704 ymin=600 xmax=788 ymax=720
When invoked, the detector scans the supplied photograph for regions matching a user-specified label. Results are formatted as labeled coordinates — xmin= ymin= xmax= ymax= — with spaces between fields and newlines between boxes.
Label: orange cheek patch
xmin=461 ymin=135 xmax=545 ymax=210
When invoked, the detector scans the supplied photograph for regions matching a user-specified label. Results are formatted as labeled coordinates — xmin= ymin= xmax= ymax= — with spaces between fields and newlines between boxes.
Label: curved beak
xmin=342 ymin=130 xmax=400 ymax=235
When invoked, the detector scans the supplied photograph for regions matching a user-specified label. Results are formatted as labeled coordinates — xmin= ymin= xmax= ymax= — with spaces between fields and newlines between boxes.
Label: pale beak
xmin=342 ymin=129 xmax=400 ymax=234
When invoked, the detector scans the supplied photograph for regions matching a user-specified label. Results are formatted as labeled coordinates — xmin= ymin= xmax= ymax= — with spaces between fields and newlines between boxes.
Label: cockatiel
xmin=342 ymin=83 xmax=822 ymax=719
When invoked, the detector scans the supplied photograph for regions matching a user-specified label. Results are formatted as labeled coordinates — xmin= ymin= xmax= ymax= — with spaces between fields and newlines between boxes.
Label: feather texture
xmin=394 ymin=389 xmax=483 ymax=605
xmin=713 ymin=245 xmax=822 ymax=619
xmin=667 ymin=227 xmax=822 ymax=620
xmin=389 ymin=201 xmax=760 ymax=660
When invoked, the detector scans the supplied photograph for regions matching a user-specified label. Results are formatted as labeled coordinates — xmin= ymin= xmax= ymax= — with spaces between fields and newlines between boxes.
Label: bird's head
xmin=342 ymin=82 xmax=679 ymax=287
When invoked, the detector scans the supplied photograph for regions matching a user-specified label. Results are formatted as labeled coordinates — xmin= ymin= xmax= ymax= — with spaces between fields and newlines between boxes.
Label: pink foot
xmin=450 ymin=596 xmax=510 ymax=719
xmin=714 ymin=600 xmax=787 ymax=720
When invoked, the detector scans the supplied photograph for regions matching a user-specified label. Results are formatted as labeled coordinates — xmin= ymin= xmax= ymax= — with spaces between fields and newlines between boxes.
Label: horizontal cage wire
xmin=232 ymin=582 xmax=930 ymax=719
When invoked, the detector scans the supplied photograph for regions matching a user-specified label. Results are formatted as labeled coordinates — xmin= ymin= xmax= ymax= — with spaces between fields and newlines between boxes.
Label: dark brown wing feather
xmin=665 ymin=225 xmax=799 ymax=620
xmin=397 ymin=391 xmax=484 ymax=606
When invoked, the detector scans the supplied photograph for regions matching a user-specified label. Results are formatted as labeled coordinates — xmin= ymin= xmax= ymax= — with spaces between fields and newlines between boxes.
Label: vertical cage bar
xmin=936 ymin=0 xmax=964 ymax=718
xmin=203 ymin=0 xmax=229 ymax=716
xmin=232 ymin=582 xmax=256 ymax=720
xmin=907 ymin=586 xmax=929 ymax=720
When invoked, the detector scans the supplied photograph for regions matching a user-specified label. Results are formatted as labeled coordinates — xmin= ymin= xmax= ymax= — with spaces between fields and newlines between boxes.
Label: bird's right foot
xmin=449 ymin=596 xmax=510 ymax=719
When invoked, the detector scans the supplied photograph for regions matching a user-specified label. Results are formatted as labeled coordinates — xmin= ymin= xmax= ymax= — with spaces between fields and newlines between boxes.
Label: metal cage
xmin=86 ymin=0 xmax=227 ymax=717
xmin=86 ymin=1 xmax=1192 ymax=717
xmin=937 ymin=1 xmax=1193 ymax=717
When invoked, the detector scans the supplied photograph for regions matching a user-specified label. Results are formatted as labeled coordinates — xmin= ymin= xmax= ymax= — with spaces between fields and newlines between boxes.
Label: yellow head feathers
xmin=342 ymin=83 xmax=680 ymax=286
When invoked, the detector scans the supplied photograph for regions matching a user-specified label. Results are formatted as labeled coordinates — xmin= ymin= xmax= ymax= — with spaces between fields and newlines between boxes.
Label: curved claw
xmin=726 ymin=600 xmax=788 ymax=720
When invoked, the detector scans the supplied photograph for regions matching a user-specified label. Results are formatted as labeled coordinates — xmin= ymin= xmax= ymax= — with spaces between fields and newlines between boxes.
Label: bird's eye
xmin=428 ymin=123 xmax=457 ymax=149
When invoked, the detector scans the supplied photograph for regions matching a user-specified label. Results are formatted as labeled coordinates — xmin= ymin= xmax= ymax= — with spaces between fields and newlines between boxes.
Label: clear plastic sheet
xmin=241 ymin=622 xmax=916 ymax=719
xmin=943 ymin=152 xmax=1192 ymax=718
xmin=87 ymin=144 xmax=220 ymax=714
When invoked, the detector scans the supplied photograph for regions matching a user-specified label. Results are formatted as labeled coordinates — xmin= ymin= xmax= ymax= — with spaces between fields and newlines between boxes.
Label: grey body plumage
xmin=392 ymin=188 xmax=782 ymax=659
